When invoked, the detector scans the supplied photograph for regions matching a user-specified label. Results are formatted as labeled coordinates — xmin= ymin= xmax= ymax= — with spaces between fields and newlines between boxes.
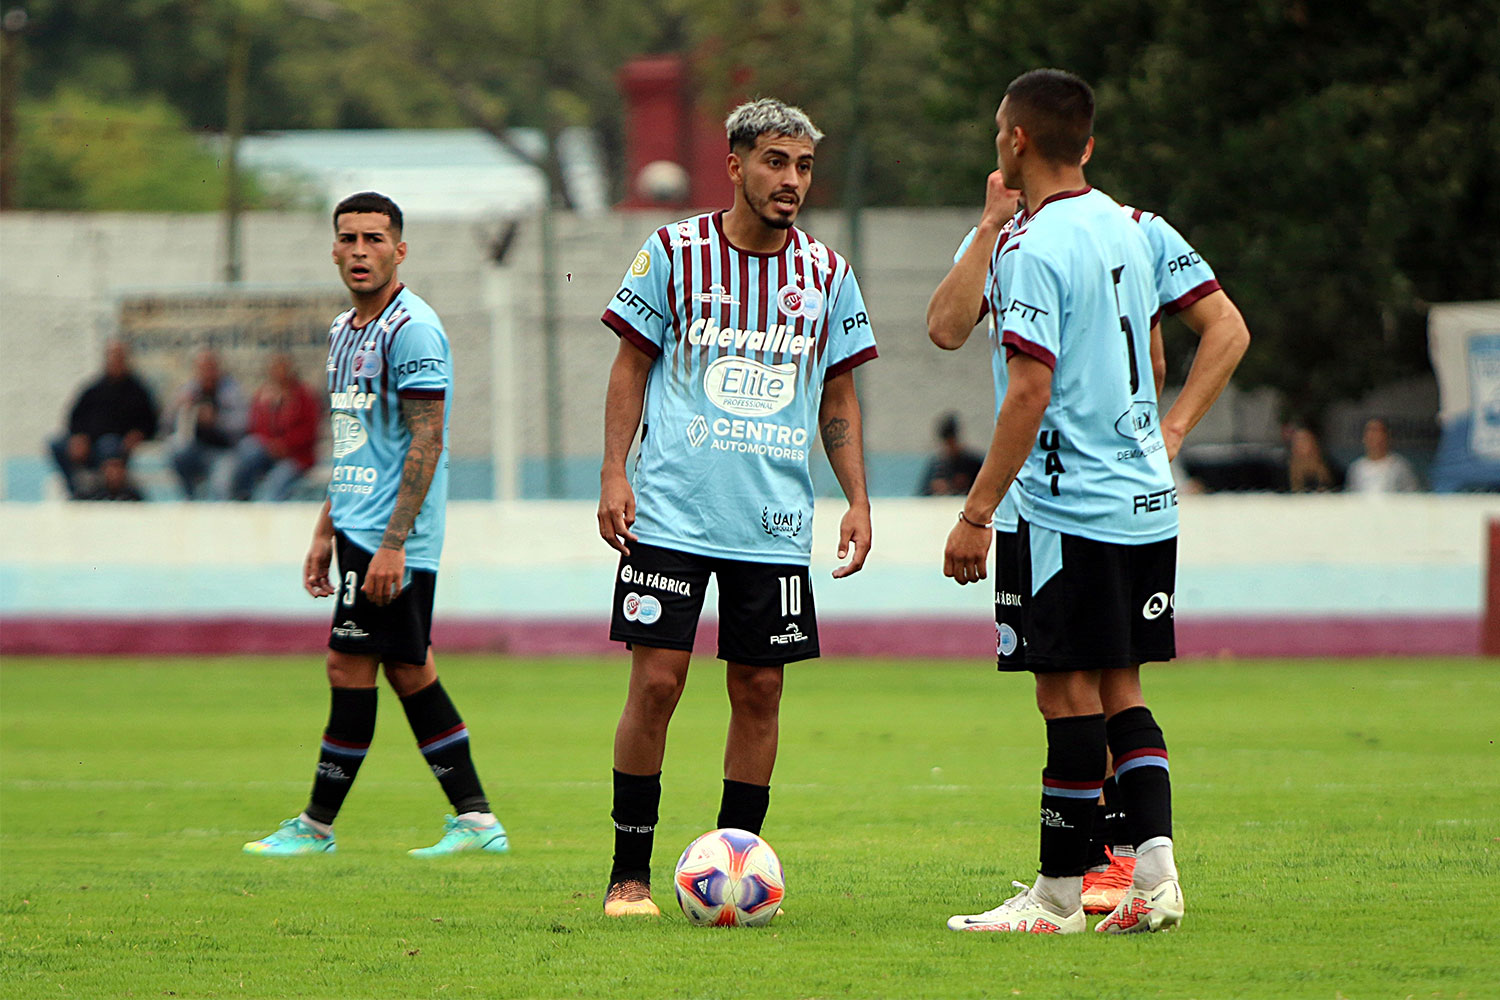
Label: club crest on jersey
xmin=352 ymin=348 xmax=383 ymax=379
xmin=704 ymin=356 xmax=798 ymax=417
xmin=777 ymin=283 xmax=824 ymax=320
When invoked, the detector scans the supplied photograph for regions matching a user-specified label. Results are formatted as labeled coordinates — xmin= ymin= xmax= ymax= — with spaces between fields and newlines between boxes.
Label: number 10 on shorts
xmin=778 ymin=576 xmax=802 ymax=616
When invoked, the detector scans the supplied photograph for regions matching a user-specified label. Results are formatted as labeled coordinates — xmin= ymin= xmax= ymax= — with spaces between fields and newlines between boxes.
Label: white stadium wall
xmin=1 ymin=495 xmax=1493 ymax=658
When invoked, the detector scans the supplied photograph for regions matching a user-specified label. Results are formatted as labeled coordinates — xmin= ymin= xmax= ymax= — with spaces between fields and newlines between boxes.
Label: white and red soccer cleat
xmin=946 ymin=881 xmax=1085 ymax=934
xmin=1095 ymin=878 xmax=1184 ymax=933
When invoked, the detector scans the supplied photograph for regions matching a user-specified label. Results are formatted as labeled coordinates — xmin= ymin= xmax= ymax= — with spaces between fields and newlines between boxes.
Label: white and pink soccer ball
xmin=673 ymin=828 xmax=784 ymax=927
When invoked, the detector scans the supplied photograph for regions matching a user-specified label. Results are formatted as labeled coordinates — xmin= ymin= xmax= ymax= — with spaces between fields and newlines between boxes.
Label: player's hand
xmin=944 ymin=517 xmax=992 ymax=585
xmin=363 ymin=546 xmax=405 ymax=606
xmin=303 ymin=535 xmax=335 ymax=598
xmin=598 ymin=472 xmax=639 ymax=555
xmin=832 ymin=503 xmax=871 ymax=579
xmin=980 ymin=170 xmax=1022 ymax=231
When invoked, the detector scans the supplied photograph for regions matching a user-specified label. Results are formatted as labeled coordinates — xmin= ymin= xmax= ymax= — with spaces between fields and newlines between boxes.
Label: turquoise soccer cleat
xmin=408 ymin=815 xmax=510 ymax=857
xmin=242 ymin=817 xmax=337 ymax=856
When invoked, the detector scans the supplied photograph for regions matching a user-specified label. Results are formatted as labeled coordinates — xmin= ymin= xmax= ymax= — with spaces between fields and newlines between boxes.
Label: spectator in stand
xmin=1285 ymin=424 xmax=1341 ymax=492
xmin=48 ymin=339 xmax=159 ymax=501
xmin=1346 ymin=417 xmax=1420 ymax=493
xmin=224 ymin=352 xmax=321 ymax=500
xmin=168 ymin=349 xmax=249 ymax=499
xmin=919 ymin=412 xmax=985 ymax=496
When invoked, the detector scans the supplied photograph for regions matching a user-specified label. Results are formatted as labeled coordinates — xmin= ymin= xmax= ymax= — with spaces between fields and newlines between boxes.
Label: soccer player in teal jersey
xmin=934 ymin=187 xmax=1251 ymax=916
xmin=596 ymin=99 xmax=878 ymax=916
xmin=935 ymin=71 xmax=1249 ymax=934
xmin=244 ymin=192 xmax=508 ymax=859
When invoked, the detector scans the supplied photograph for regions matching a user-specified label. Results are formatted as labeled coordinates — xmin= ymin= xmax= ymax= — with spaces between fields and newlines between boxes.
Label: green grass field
xmin=2 ymin=655 xmax=1496 ymax=999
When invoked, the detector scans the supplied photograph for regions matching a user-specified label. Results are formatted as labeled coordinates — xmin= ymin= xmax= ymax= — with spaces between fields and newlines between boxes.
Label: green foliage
xmin=3 ymin=655 xmax=1498 ymax=997
xmin=896 ymin=0 xmax=1500 ymax=415
xmin=13 ymin=89 xmax=260 ymax=211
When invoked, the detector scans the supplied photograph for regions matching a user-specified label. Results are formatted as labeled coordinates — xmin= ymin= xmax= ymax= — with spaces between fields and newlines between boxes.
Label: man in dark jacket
xmin=49 ymin=339 xmax=159 ymax=500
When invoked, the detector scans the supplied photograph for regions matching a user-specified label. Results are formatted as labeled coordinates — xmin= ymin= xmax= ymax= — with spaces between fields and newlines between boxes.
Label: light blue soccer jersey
xmin=1121 ymin=206 xmax=1222 ymax=321
xmin=952 ymin=224 xmax=1022 ymax=532
xmin=990 ymin=188 xmax=1175 ymax=544
xmin=325 ymin=285 xmax=451 ymax=570
xmin=602 ymin=211 xmax=878 ymax=564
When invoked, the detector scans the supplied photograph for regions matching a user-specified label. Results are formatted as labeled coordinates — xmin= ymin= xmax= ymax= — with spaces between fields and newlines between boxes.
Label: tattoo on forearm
xmin=381 ymin=397 xmax=444 ymax=550
xmin=821 ymin=416 xmax=851 ymax=452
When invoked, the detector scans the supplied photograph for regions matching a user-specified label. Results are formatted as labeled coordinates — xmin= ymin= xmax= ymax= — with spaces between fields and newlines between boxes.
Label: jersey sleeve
xmin=1144 ymin=214 xmax=1220 ymax=316
xmin=390 ymin=320 xmax=450 ymax=400
xmin=824 ymin=267 xmax=878 ymax=379
xmin=997 ymin=242 xmax=1063 ymax=370
xmin=601 ymin=233 xmax=671 ymax=359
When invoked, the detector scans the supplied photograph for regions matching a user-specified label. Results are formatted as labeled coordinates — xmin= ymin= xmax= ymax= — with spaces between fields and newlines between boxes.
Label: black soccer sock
xmin=305 ymin=686 xmax=378 ymax=826
xmin=1107 ymin=706 xmax=1171 ymax=850
xmin=610 ymin=769 xmax=662 ymax=885
xmin=716 ymin=779 xmax=771 ymax=835
xmin=400 ymin=680 xmax=490 ymax=816
xmin=1038 ymin=714 xmax=1107 ymax=878
xmin=1085 ymin=802 xmax=1110 ymax=870
xmin=1101 ymin=774 xmax=1132 ymax=851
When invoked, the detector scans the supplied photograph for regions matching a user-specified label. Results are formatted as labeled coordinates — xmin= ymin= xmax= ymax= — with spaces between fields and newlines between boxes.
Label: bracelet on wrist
xmin=957 ymin=510 xmax=993 ymax=530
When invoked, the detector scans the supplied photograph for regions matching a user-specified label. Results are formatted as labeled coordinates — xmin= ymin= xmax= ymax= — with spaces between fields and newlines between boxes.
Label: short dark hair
xmin=333 ymin=191 xmax=403 ymax=235
xmin=1004 ymin=69 xmax=1094 ymax=165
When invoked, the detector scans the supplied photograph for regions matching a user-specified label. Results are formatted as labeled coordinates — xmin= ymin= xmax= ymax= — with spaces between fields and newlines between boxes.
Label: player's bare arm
xmin=926 ymin=171 xmax=1020 ymax=350
xmin=944 ymin=353 xmax=1051 ymax=585
xmin=303 ymin=498 xmax=337 ymax=598
xmin=364 ymin=396 xmax=444 ymax=607
xmin=598 ymin=338 xmax=653 ymax=555
xmin=818 ymin=371 xmax=871 ymax=579
xmin=1159 ymin=290 xmax=1250 ymax=460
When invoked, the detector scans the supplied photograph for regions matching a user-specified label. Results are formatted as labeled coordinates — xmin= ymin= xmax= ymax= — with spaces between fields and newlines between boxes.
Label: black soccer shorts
xmin=1015 ymin=518 xmax=1176 ymax=673
xmin=994 ymin=527 xmax=1028 ymax=671
xmin=328 ymin=532 xmax=437 ymax=666
xmin=609 ymin=542 xmax=819 ymax=666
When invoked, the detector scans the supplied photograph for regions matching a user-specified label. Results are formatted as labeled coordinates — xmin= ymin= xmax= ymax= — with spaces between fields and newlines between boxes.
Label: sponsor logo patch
xmin=704 ymin=356 xmax=798 ymax=416
xmin=686 ymin=414 xmax=709 ymax=447
xmin=777 ymin=283 xmax=824 ymax=320
xmin=352 ymin=348 xmax=383 ymax=379
xmin=622 ymin=592 xmax=662 ymax=625
xmin=631 ymin=249 xmax=651 ymax=277
xmin=1142 ymin=592 xmax=1173 ymax=620
xmin=761 ymin=507 xmax=803 ymax=538
xmin=331 ymin=413 xmax=367 ymax=459
xmin=997 ymin=622 xmax=1018 ymax=657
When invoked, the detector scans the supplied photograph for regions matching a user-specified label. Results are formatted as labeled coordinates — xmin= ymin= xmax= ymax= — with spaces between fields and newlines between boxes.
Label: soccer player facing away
xmin=937 ymin=70 xmax=1248 ymax=934
xmin=244 ymin=192 xmax=508 ymax=857
xmin=596 ymin=99 xmax=877 ymax=916
xmin=929 ymin=178 xmax=1249 ymax=917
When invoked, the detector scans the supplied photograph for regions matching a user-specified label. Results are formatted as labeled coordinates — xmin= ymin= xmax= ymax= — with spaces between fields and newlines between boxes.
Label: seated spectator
xmin=1285 ymin=424 xmax=1341 ymax=492
xmin=1346 ymin=417 xmax=1420 ymax=493
xmin=223 ymin=353 xmax=321 ymax=501
xmin=919 ymin=412 xmax=984 ymax=496
xmin=167 ymin=349 xmax=248 ymax=499
xmin=48 ymin=339 xmax=159 ymax=500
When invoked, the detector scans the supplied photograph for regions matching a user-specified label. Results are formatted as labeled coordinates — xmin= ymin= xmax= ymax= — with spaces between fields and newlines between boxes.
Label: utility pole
xmin=0 ymin=8 xmax=28 ymax=211
xmin=222 ymin=14 xmax=249 ymax=283
xmin=535 ymin=0 xmax=564 ymax=498
xmin=843 ymin=0 xmax=867 ymax=274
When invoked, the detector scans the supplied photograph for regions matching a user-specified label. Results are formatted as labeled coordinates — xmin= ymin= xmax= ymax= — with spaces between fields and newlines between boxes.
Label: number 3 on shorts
xmin=342 ymin=570 xmax=357 ymax=606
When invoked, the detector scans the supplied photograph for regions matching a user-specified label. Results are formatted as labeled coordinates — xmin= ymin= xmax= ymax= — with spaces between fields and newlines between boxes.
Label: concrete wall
xmin=3 ymin=208 xmax=1316 ymax=500
xmin=1 ymin=495 xmax=1494 ymax=657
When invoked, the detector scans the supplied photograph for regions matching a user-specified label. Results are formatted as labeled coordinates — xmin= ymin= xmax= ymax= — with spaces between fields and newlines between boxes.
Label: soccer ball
xmin=673 ymin=828 xmax=784 ymax=927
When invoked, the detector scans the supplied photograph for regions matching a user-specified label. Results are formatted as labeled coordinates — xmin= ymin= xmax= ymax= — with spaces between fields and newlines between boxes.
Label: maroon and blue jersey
xmin=602 ymin=211 xmax=878 ymax=564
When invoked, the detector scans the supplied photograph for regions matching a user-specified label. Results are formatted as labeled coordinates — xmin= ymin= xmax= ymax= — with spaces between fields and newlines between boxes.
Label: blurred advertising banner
xmin=117 ymin=286 xmax=345 ymax=391
xmin=1429 ymin=301 xmax=1500 ymax=492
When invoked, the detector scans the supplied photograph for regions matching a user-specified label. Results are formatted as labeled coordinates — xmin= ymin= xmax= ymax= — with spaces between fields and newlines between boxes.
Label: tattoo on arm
xmin=821 ymin=416 xmax=851 ymax=452
xmin=381 ymin=397 xmax=445 ymax=550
